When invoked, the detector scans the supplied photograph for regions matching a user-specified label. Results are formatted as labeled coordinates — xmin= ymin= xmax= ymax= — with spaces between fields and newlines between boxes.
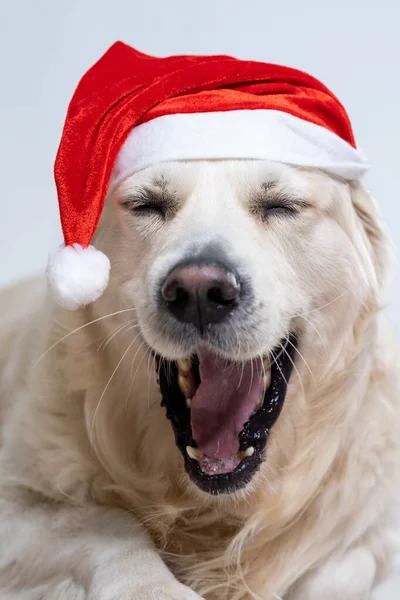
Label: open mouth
xmin=156 ymin=335 xmax=297 ymax=495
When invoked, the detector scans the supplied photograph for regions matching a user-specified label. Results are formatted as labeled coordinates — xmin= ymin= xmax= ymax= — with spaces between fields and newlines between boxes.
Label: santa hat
xmin=47 ymin=41 xmax=368 ymax=310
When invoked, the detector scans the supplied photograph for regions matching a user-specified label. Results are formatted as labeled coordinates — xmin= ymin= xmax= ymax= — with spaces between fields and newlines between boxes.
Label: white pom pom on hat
xmin=46 ymin=244 xmax=110 ymax=311
xmin=47 ymin=41 xmax=368 ymax=310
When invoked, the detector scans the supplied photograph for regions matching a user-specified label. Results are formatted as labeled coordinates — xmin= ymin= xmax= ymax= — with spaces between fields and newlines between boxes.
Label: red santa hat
xmin=47 ymin=41 xmax=368 ymax=310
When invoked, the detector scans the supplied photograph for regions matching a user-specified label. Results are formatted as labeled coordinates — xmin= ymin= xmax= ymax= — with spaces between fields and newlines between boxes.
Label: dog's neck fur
xmin=3 ymin=287 xmax=395 ymax=599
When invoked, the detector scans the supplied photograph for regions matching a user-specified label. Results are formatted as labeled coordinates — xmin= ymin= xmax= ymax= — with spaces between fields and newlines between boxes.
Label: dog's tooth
xmin=256 ymin=395 xmax=263 ymax=410
xmin=186 ymin=446 xmax=204 ymax=461
xmin=177 ymin=358 xmax=192 ymax=373
xmin=178 ymin=374 xmax=191 ymax=394
xmin=238 ymin=447 xmax=255 ymax=460
xmin=263 ymin=355 xmax=271 ymax=369
xmin=186 ymin=397 xmax=192 ymax=409
xmin=263 ymin=368 xmax=271 ymax=391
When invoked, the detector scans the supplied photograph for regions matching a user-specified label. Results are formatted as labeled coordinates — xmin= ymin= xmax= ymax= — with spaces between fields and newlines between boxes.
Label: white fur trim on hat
xmin=110 ymin=109 xmax=369 ymax=190
xmin=46 ymin=244 xmax=110 ymax=310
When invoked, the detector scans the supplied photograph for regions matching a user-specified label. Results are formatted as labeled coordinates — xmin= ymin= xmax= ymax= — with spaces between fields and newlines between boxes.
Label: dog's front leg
xmin=0 ymin=488 xmax=203 ymax=600
xmin=287 ymin=547 xmax=376 ymax=600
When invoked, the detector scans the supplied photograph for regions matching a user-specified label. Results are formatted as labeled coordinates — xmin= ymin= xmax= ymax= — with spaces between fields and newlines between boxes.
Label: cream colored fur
xmin=0 ymin=160 xmax=399 ymax=599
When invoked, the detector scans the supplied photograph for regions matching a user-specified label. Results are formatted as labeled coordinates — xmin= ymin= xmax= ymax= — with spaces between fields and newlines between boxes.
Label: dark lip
xmin=156 ymin=334 xmax=297 ymax=495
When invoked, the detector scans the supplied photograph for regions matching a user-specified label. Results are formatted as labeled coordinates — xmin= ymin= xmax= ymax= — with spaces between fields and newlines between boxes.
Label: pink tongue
xmin=191 ymin=348 xmax=263 ymax=459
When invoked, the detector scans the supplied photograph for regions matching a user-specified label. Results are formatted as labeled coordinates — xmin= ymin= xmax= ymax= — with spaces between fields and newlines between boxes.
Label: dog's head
xmin=94 ymin=159 xmax=385 ymax=496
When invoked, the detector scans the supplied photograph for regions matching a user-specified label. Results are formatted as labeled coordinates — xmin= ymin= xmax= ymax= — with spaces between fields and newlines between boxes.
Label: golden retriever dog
xmin=0 ymin=159 xmax=400 ymax=600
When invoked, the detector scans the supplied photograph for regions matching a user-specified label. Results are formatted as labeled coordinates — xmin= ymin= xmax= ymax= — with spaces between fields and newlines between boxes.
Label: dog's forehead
xmin=123 ymin=159 xmax=313 ymax=199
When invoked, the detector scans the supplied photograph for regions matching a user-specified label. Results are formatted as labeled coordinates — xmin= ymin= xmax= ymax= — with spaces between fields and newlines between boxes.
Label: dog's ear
xmin=350 ymin=182 xmax=389 ymax=291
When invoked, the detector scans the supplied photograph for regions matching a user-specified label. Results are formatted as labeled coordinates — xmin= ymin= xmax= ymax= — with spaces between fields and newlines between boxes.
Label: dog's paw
xmin=289 ymin=547 xmax=376 ymax=600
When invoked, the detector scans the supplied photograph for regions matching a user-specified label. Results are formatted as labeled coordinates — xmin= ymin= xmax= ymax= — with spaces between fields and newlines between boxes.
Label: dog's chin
xmin=154 ymin=334 xmax=297 ymax=496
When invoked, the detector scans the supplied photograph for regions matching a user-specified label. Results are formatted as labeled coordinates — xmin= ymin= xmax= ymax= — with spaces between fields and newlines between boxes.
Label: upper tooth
xmin=263 ymin=369 xmax=271 ymax=391
xmin=186 ymin=397 xmax=192 ymax=409
xmin=186 ymin=446 xmax=204 ymax=461
xmin=238 ymin=446 xmax=255 ymax=460
xmin=178 ymin=374 xmax=191 ymax=394
xmin=178 ymin=358 xmax=192 ymax=373
xmin=263 ymin=355 xmax=271 ymax=368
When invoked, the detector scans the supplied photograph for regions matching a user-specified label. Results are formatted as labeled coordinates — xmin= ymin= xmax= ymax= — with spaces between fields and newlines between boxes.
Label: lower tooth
xmin=186 ymin=398 xmax=192 ymax=409
xmin=178 ymin=374 xmax=191 ymax=394
xmin=263 ymin=369 xmax=271 ymax=391
xmin=178 ymin=358 xmax=192 ymax=373
xmin=186 ymin=446 xmax=204 ymax=461
xmin=256 ymin=395 xmax=263 ymax=410
xmin=238 ymin=446 xmax=255 ymax=460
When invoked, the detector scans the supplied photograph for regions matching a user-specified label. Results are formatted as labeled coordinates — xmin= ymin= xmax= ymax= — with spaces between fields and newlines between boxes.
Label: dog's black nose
xmin=161 ymin=262 xmax=240 ymax=330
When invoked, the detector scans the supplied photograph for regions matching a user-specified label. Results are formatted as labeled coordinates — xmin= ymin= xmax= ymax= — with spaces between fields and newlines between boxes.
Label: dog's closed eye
xmin=260 ymin=196 xmax=304 ymax=218
xmin=249 ymin=183 xmax=310 ymax=222
xmin=121 ymin=187 xmax=177 ymax=220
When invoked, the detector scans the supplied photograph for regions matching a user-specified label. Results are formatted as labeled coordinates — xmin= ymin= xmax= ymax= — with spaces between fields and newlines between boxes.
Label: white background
xmin=1 ymin=1 xmax=399 ymax=597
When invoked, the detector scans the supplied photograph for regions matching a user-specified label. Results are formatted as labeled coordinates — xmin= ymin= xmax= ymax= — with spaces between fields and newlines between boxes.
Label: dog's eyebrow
xmin=260 ymin=180 xmax=279 ymax=191
xmin=151 ymin=174 xmax=170 ymax=191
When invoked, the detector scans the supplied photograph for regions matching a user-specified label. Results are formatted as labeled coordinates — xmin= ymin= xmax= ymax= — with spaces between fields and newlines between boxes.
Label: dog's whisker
xmin=140 ymin=339 xmax=157 ymax=412
xmin=234 ymin=329 xmax=242 ymax=363
xmin=97 ymin=323 xmax=126 ymax=352
xmin=285 ymin=336 xmax=316 ymax=385
xmin=34 ymin=306 xmax=138 ymax=366
xmin=268 ymin=344 xmax=287 ymax=367
xmin=97 ymin=319 xmax=139 ymax=352
xmin=124 ymin=316 xmax=159 ymax=405
xmin=126 ymin=340 xmax=148 ymax=402
xmin=301 ymin=291 xmax=348 ymax=316
xmin=126 ymin=322 xmax=159 ymax=405
xmin=90 ymin=331 xmax=142 ymax=445
xmin=237 ymin=346 xmax=247 ymax=391
xmin=247 ymin=352 xmax=255 ymax=401
xmin=279 ymin=340 xmax=305 ymax=395
xmin=292 ymin=313 xmax=326 ymax=350
xmin=146 ymin=348 xmax=155 ymax=415
xmin=270 ymin=348 xmax=288 ymax=388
